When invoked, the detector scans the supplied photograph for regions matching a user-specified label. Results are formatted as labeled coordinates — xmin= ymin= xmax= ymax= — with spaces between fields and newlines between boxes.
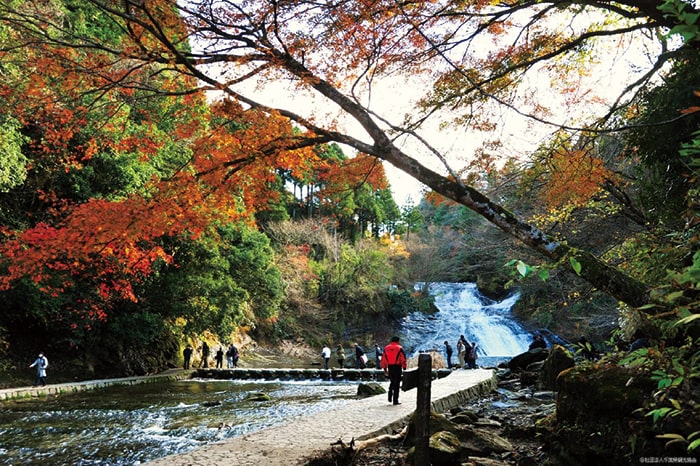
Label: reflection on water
xmin=0 ymin=379 xmax=358 ymax=465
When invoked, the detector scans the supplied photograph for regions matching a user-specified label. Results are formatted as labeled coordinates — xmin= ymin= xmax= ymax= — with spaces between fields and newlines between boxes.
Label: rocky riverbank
xmin=307 ymin=367 xmax=554 ymax=466
xmin=308 ymin=343 xmax=697 ymax=466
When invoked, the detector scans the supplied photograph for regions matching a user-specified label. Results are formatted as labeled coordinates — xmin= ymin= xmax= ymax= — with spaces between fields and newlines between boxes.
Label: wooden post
xmin=414 ymin=353 xmax=432 ymax=466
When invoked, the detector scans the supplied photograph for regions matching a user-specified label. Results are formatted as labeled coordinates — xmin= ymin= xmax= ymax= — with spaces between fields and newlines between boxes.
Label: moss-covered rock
xmin=461 ymin=426 xmax=513 ymax=456
xmin=428 ymin=431 xmax=462 ymax=466
xmin=538 ymin=344 xmax=574 ymax=391
xmin=549 ymin=363 xmax=659 ymax=465
xmin=357 ymin=382 xmax=385 ymax=397
xmin=244 ymin=392 xmax=271 ymax=402
xmin=405 ymin=411 xmax=462 ymax=447
xmin=450 ymin=409 xmax=479 ymax=425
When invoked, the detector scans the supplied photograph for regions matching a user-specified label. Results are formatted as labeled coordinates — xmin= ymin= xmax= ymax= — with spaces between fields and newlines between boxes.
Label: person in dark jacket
xmin=355 ymin=344 xmax=366 ymax=369
xmin=528 ymin=334 xmax=547 ymax=350
xmin=467 ymin=342 xmax=479 ymax=369
xmin=381 ymin=336 xmax=407 ymax=405
xmin=374 ymin=343 xmax=383 ymax=368
xmin=200 ymin=342 xmax=210 ymax=368
xmin=215 ymin=347 xmax=224 ymax=368
xmin=444 ymin=340 xmax=453 ymax=368
xmin=183 ymin=345 xmax=193 ymax=369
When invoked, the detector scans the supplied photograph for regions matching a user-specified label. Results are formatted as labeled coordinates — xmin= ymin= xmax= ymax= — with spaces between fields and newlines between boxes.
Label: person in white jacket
xmin=321 ymin=345 xmax=331 ymax=369
xmin=29 ymin=352 xmax=48 ymax=386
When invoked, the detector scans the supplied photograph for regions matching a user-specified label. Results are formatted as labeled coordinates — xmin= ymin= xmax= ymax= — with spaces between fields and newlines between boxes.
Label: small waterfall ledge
xmin=403 ymin=282 xmax=531 ymax=360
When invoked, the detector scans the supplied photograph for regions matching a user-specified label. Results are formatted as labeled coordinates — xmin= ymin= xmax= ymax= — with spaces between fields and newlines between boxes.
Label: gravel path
xmin=145 ymin=369 xmax=496 ymax=466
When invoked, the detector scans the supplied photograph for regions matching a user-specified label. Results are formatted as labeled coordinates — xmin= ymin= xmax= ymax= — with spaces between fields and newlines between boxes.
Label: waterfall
xmin=400 ymin=282 xmax=532 ymax=363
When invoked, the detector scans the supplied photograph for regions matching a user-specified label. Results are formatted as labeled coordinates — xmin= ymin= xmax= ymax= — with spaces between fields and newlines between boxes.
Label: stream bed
xmin=0 ymin=378 xmax=359 ymax=465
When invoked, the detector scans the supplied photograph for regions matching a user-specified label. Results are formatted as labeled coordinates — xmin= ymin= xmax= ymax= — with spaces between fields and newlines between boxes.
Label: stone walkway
xmin=145 ymin=368 xmax=496 ymax=466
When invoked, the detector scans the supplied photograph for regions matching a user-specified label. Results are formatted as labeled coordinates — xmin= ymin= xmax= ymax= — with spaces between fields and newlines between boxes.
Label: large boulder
xmin=357 ymin=382 xmax=385 ymax=397
xmin=538 ymin=344 xmax=575 ymax=390
xmin=428 ymin=431 xmax=462 ymax=466
xmin=549 ymin=363 xmax=660 ymax=465
xmin=507 ymin=348 xmax=549 ymax=371
xmin=449 ymin=408 xmax=479 ymax=425
xmin=460 ymin=426 xmax=513 ymax=457
xmin=405 ymin=411 xmax=463 ymax=448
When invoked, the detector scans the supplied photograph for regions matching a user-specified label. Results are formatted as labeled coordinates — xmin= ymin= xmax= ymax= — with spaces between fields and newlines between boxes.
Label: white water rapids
xmin=400 ymin=282 xmax=532 ymax=362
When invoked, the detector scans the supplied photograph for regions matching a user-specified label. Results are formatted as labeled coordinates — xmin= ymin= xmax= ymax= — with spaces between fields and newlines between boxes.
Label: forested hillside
xmin=0 ymin=1 xmax=698 ymax=462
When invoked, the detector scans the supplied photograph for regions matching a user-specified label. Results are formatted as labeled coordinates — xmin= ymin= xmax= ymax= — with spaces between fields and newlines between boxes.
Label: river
xmin=0 ymin=282 xmax=531 ymax=465
xmin=0 ymin=379 xmax=359 ymax=465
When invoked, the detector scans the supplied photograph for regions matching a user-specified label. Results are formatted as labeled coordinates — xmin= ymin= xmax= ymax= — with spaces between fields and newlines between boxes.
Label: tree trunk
xmin=279 ymin=55 xmax=653 ymax=308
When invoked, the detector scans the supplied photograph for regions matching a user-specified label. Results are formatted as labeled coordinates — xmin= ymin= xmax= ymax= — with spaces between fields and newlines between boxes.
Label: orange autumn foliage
xmin=541 ymin=149 xmax=615 ymax=209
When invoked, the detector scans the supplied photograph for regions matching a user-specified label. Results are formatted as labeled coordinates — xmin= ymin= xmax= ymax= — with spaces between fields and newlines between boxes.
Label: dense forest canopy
xmin=0 ymin=0 xmax=695 ymax=333
xmin=0 ymin=0 xmax=696 ymax=307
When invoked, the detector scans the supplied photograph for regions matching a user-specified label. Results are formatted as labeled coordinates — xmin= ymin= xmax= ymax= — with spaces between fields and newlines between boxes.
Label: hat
xmin=391 ymin=336 xmax=400 ymax=342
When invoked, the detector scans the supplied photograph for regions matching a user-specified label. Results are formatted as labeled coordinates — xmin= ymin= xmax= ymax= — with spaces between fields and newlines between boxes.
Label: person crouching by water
xmin=381 ymin=336 xmax=407 ymax=405
xmin=29 ymin=352 xmax=48 ymax=386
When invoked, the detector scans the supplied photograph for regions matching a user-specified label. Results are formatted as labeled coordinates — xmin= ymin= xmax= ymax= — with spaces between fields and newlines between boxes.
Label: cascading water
xmin=400 ymin=282 xmax=532 ymax=365
xmin=0 ymin=282 xmax=536 ymax=464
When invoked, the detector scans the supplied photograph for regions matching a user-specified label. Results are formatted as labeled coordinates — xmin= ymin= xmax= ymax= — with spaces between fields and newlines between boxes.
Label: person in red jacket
xmin=381 ymin=336 xmax=407 ymax=405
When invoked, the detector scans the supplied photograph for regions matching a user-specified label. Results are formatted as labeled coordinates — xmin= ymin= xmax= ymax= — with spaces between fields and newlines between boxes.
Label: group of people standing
xmin=321 ymin=337 xmax=408 ymax=404
xmin=183 ymin=342 xmax=239 ymax=369
xmin=321 ymin=342 xmax=384 ymax=370
xmin=446 ymin=335 xmax=479 ymax=369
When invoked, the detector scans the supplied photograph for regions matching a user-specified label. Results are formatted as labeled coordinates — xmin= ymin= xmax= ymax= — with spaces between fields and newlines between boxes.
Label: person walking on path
xmin=355 ymin=344 xmax=367 ymax=369
xmin=321 ymin=345 xmax=331 ymax=369
xmin=29 ymin=352 xmax=48 ymax=386
xmin=457 ymin=335 xmax=467 ymax=368
xmin=381 ymin=336 xmax=407 ymax=405
xmin=444 ymin=340 xmax=453 ymax=369
xmin=183 ymin=345 xmax=193 ymax=369
xmin=467 ymin=341 xmax=479 ymax=369
xmin=374 ymin=343 xmax=383 ymax=368
xmin=336 ymin=344 xmax=345 ymax=368
xmin=200 ymin=342 xmax=210 ymax=368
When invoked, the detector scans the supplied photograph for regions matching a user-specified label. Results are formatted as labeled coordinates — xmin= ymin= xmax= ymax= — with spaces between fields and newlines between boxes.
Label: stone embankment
xmin=0 ymin=369 xmax=189 ymax=402
xmin=146 ymin=368 xmax=497 ymax=466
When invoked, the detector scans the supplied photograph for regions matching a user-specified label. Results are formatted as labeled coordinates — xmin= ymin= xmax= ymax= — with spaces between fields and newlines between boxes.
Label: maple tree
xmin=0 ymin=0 xmax=698 ymax=311
xmin=0 ymin=3 xmax=329 ymax=333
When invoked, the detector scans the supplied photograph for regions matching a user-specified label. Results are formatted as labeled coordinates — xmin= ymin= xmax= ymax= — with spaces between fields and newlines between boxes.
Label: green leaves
xmin=569 ymin=257 xmax=582 ymax=275
xmin=658 ymin=0 xmax=700 ymax=43
xmin=0 ymin=116 xmax=28 ymax=192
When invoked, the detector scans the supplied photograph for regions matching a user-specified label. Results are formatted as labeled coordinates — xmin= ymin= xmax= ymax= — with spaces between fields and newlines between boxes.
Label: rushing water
xmin=0 ymin=379 xmax=358 ymax=465
xmin=400 ymin=282 xmax=531 ymax=365
xmin=1 ymin=282 xmax=535 ymax=465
